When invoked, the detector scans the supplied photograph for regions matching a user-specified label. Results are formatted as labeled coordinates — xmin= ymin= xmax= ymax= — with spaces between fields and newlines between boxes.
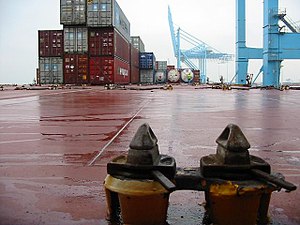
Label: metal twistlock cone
xmin=200 ymin=124 xmax=270 ymax=180
xmin=127 ymin=123 xmax=160 ymax=165
xmin=107 ymin=123 xmax=176 ymax=192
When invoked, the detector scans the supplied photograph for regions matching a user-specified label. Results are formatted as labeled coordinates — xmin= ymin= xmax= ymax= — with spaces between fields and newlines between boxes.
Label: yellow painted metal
xmin=206 ymin=181 xmax=274 ymax=225
xmin=104 ymin=175 xmax=170 ymax=225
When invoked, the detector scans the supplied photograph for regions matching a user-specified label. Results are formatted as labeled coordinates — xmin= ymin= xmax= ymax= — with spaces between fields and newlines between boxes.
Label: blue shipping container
xmin=139 ymin=52 xmax=156 ymax=69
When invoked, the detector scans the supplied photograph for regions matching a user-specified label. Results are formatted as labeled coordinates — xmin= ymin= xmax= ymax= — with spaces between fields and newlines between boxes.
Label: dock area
xmin=0 ymin=86 xmax=299 ymax=225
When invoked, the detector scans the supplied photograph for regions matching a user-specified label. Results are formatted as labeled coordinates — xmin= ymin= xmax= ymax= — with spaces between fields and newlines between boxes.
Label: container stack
xmin=155 ymin=61 xmax=167 ymax=83
xmin=63 ymin=27 xmax=89 ymax=84
xmin=89 ymin=27 xmax=130 ymax=85
xmin=130 ymin=44 xmax=140 ymax=84
xmin=38 ymin=0 xmax=131 ymax=85
xmin=87 ymin=0 xmax=131 ymax=85
xmin=60 ymin=0 xmax=89 ymax=85
xmin=38 ymin=30 xmax=64 ymax=84
xmin=139 ymin=52 xmax=156 ymax=84
xmin=38 ymin=0 xmax=182 ymax=86
xmin=130 ymin=36 xmax=144 ymax=84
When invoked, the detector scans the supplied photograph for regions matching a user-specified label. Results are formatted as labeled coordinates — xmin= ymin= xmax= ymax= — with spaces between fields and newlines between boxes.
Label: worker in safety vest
xmin=187 ymin=72 xmax=193 ymax=84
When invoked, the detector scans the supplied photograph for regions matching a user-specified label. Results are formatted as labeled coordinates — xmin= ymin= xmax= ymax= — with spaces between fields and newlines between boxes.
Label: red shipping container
xmin=130 ymin=45 xmax=139 ymax=68
xmin=89 ymin=28 xmax=130 ymax=62
xmin=167 ymin=65 xmax=176 ymax=71
xmin=39 ymin=30 xmax=64 ymax=57
xmin=131 ymin=66 xmax=139 ymax=84
xmin=64 ymin=54 xmax=89 ymax=85
xmin=90 ymin=56 xmax=130 ymax=85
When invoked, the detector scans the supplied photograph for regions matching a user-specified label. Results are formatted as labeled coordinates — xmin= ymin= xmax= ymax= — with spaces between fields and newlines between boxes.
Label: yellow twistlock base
xmin=104 ymin=175 xmax=169 ymax=225
xmin=206 ymin=181 xmax=273 ymax=225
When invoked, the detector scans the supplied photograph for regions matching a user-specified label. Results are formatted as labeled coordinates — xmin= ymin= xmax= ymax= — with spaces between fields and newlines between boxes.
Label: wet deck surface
xmin=0 ymin=86 xmax=299 ymax=225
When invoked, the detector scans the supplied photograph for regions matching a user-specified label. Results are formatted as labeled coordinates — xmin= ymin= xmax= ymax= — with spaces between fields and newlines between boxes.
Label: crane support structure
xmin=236 ymin=0 xmax=300 ymax=87
xmin=168 ymin=6 xmax=233 ymax=84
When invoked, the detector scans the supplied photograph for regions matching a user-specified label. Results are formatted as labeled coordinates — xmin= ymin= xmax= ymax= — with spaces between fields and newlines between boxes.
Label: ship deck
xmin=0 ymin=85 xmax=299 ymax=225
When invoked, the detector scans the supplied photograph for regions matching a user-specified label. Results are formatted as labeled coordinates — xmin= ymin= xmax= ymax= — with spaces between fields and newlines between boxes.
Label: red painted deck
xmin=0 ymin=86 xmax=299 ymax=225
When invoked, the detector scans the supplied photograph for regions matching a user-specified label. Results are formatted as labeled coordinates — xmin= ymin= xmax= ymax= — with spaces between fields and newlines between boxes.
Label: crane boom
xmin=168 ymin=6 xmax=233 ymax=83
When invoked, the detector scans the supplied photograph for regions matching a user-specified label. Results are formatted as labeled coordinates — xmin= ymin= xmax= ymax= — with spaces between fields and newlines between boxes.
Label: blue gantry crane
xmin=236 ymin=0 xmax=300 ymax=87
xmin=168 ymin=6 xmax=233 ymax=84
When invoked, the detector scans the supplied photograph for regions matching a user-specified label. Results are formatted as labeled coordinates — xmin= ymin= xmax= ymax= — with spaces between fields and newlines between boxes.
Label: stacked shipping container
xmin=88 ymin=28 xmax=130 ymax=85
xmin=38 ymin=0 xmax=132 ymax=85
xmin=64 ymin=54 xmax=89 ymax=84
xmin=63 ymin=27 xmax=89 ymax=84
xmin=86 ymin=0 xmax=130 ymax=41
xmin=40 ymin=0 xmax=194 ymax=86
xmin=89 ymin=28 xmax=130 ymax=60
xmin=64 ymin=27 xmax=88 ymax=53
xmin=86 ymin=0 xmax=131 ymax=85
xmin=60 ymin=0 xmax=90 ymax=85
xmin=130 ymin=46 xmax=140 ymax=84
xmin=38 ymin=30 xmax=64 ymax=84
xmin=60 ymin=0 xmax=86 ymax=25
xmin=90 ymin=56 xmax=129 ymax=84
xmin=39 ymin=58 xmax=63 ymax=84
xmin=131 ymin=36 xmax=145 ymax=52
xmin=130 ymin=36 xmax=144 ymax=84
xmin=139 ymin=52 xmax=155 ymax=84
xmin=39 ymin=30 xmax=64 ymax=57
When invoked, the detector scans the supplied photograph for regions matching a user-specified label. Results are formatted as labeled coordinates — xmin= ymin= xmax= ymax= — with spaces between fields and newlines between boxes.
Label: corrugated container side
xmin=39 ymin=57 xmax=63 ymax=84
xmin=64 ymin=27 xmax=88 ymax=53
xmin=39 ymin=30 xmax=64 ymax=57
xmin=155 ymin=61 xmax=167 ymax=70
xmin=130 ymin=45 xmax=139 ymax=68
xmin=139 ymin=52 xmax=156 ymax=69
xmin=113 ymin=0 xmax=130 ymax=41
xmin=64 ymin=54 xmax=89 ymax=85
xmin=155 ymin=70 xmax=167 ymax=83
xmin=89 ymin=56 xmax=130 ymax=85
xmin=60 ymin=0 xmax=86 ymax=25
xmin=131 ymin=36 xmax=145 ymax=52
xmin=87 ymin=0 xmax=130 ymax=41
xmin=89 ymin=28 xmax=130 ymax=62
xmin=130 ymin=66 xmax=139 ymax=84
xmin=140 ymin=69 xmax=154 ymax=84
xmin=130 ymin=45 xmax=139 ymax=84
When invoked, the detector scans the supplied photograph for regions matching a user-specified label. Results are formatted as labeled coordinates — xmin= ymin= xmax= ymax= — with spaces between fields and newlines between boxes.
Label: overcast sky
xmin=0 ymin=0 xmax=299 ymax=84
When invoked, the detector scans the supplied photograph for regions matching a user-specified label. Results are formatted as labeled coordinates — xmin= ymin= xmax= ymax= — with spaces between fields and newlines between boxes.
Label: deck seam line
xmin=87 ymin=97 xmax=153 ymax=166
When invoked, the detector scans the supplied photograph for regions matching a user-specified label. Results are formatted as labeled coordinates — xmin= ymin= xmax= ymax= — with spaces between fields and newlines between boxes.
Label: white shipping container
xmin=64 ymin=27 xmax=88 ymax=53
xmin=87 ymin=0 xmax=130 ymax=41
xmin=39 ymin=57 xmax=63 ymax=84
xmin=131 ymin=36 xmax=145 ymax=52
xmin=156 ymin=61 xmax=167 ymax=70
xmin=60 ymin=0 xmax=86 ymax=25
xmin=140 ymin=69 xmax=154 ymax=84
